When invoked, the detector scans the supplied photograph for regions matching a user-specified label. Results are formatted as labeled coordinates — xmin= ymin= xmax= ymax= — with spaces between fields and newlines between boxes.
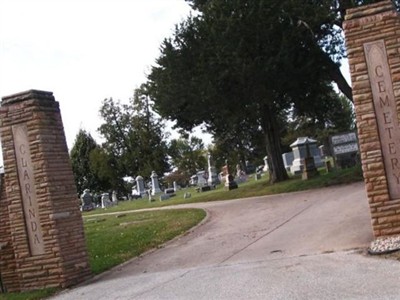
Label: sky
xmin=0 ymin=0 xmax=352 ymax=154
xmin=0 ymin=0 xmax=202 ymax=150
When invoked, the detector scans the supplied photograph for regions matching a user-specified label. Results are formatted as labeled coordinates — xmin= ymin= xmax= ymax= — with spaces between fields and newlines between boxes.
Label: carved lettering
xmin=385 ymin=127 xmax=394 ymax=139
xmin=31 ymin=221 xmax=37 ymax=232
xmin=391 ymin=158 xmax=400 ymax=170
xmin=380 ymin=95 xmax=390 ymax=107
xmin=25 ymin=183 xmax=31 ymax=194
xmin=383 ymin=112 xmax=392 ymax=124
xmin=28 ymin=208 xmax=35 ymax=218
xmin=21 ymin=157 xmax=27 ymax=167
xmin=19 ymin=144 xmax=25 ymax=154
xmin=375 ymin=65 xmax=383 ymax=77
xmin=12 ymin=124 xmax=45 ymax=255
xmin=365 ymin=40 xmax=400 ymax=199
xmin=394 ymin=172 xmax=400 ymax=184
xmin=34 ymin=235 xmax=41 ymax=245
xmin=23 ymin=169 xmax=29 ymax=180
xmin=389 ymin=143 xmax=396 ymax=155
xmin=378 ymin=81 xmax=386 ymax=93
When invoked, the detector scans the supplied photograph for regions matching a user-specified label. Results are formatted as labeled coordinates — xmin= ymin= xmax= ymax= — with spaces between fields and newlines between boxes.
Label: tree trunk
xmin=320 ymin=51 xmax=353 ymax=102
xmin=262 ymin=106 xmax=288 ymax=184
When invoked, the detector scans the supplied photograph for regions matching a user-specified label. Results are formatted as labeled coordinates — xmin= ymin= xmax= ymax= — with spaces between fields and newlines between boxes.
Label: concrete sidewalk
xmin=52 ymin=182 xmax=400 ymax=299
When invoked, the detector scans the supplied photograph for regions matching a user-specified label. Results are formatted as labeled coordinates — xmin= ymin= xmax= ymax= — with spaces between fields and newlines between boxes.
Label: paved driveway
xmin=52 ymin=182 xmax=400 ymax=299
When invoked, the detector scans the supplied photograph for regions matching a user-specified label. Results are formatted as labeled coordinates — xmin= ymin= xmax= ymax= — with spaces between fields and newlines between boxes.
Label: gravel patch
xmin=368 ymin=234 xmax=400 ymax=255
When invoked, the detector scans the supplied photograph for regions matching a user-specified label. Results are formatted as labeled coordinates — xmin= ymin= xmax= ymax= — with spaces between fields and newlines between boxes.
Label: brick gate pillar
xmin=344 ymin=1 xmax=400 ymax=237
xmin=0 ymin=90 xmax=91 ymax=291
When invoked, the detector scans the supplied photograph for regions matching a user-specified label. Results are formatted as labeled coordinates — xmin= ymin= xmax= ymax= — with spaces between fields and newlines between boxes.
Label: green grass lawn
xmin=0 ymin=165 xmax=363 ymax=299
xmin=85 ymin=209 xmax=206 ymax=275
xmin=84 ymin=165 xmax=364 ymax=214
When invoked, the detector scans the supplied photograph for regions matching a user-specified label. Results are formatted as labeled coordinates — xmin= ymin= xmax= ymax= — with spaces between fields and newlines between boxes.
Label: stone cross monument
xmin=344 ymin=1 xmax=400 ymax=237
xmin=0 ymin=90 xmax=91 ymax=292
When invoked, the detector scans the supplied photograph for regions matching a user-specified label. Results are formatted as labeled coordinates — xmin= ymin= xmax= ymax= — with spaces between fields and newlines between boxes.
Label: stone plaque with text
xmin=12 ymin=124 xmax=45 ymax=255
xmin=364 ymin=40 xmax=400 ymax=200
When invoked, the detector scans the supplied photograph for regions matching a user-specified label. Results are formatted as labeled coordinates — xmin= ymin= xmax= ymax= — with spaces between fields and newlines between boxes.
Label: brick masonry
xmin=0 ymin=90 xmax=91 ymax=292
xmin=344 ymin=1 xmax=400 ymax=237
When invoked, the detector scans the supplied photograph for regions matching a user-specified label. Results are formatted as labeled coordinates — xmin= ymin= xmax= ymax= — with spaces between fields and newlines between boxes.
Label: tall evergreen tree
xmin=70 ymin=129 xmax=101 ymax=195
xmin=147 ymin=0 xmax=346 ymax=182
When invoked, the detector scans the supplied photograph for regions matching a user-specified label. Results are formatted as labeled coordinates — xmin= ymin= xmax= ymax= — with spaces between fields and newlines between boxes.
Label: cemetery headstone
xmin=80 ymin=189 xmax=95 ymax=211
xmin=151 ymin=171 xmax=162 ymax=196
xmin=164 ymin=188 xmax=175 ymax=196
xmin=290 ymin=137 xmax=323 ymax=174
xmin=147 ymin=190 xmax=156 ymax=202
xmin=173 ymin=181 xmax=179 ymax=192
xmin=263 ymin=156 xmax=269 ymax=172
xmin=159 ymin=194 xmax=170 ymax=201
xmin=135 ymin=175 xmax=146 ymax=198
xmin=223 ymin=160 xmax=238 ymax=190
xmin=207 ymin=153 xmax=220 ymax=185
xmin=101 ymin=193 xmax=113 ymax=208
xmin=329 ymin=132 xmax=359 ymax=168
xmin=112 ymin=190 xmax=118 ymax=204
xmin=190 ymin=170 xmax=208 ymax=186
xmin=301 ymin=142 xmax=319 ymax=180
xmin=235 ymin=164 xmax=248 ymax=183
xmin=225 ymin=174 xmax=238 ymax=190
xmin=343 ymin=0 xmax=400 ymax=237
xmin=282 ymin=152 xmax=294 ymax=171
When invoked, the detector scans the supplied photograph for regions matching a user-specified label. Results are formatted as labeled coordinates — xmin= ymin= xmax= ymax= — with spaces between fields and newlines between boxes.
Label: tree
xmin=89 ymin=147 xmax=120 ymax=192
xmin=282 ymin=93 xmax=355 ymax=150
xmin=147 ymin=0 xmax=347 ymax=183
xmin=70 ymin=129 xmax=102 ymax=195
xmin=168 ymin=135 xmax=207 ymax=175
xmin=184 ymin=0 xmax=400 ymax=103
xmin=97 ymin=86 xmax=170 ymax=181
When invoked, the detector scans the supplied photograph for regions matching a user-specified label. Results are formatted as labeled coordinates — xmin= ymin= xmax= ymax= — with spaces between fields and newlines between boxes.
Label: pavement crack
xmin=218 ymin=203 xmax=314 ymax=264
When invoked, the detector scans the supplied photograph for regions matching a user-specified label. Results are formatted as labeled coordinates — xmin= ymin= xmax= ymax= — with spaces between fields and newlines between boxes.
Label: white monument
xmin=151 ymin=171 xmax=162 ymax=196
xmin=135 ymin=175 xmax=147 ymax=198
xmin=290 ymin=137 xmax=323 ymax=174
xmin=207 ymin=153 xmax=220 ymax=186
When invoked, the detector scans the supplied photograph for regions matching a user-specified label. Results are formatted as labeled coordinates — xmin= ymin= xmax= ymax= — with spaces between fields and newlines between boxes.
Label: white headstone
xmin=112 ymin=190 xmax=118 ymax=204
xmin=207 ymin=153 xmax=220 ymax=186
xmin=173 ymin=181 xmax=179 ymax=192
xmin=151 ymin=171 xmax=162 ymax=196
xmin=101 ymin=193 xmax=113 ymax=208
xmin=136 ymin=175 xmax=146 ymax=198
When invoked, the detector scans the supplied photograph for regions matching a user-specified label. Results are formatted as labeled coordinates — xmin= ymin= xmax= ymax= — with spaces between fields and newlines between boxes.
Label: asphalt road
xmin=52 ymin=182 xmax=400 ymax=299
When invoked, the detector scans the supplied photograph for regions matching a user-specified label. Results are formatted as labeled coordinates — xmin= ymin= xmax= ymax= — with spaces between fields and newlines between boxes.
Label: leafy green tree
xmin=89 ymin=147 xmax=119 ymax=192
xmin=147 ymin=0 xmax=348 ymax=183
xmin=70 ymin=129 xmax=102 ymax=195
xmin=168 ymin=136 xmax=207 ymax=176
xmin=98 ymin=86 xmax=169 ymax=181
xmin=282 ymin=93 xmax=355 ymax=150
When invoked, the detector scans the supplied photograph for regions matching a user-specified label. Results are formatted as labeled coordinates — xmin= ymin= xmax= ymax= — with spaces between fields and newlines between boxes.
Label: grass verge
xmin=85 ymin=209 xmax=206 ymax=275
xmin=0 ymin=209 xmax=206 ymax=300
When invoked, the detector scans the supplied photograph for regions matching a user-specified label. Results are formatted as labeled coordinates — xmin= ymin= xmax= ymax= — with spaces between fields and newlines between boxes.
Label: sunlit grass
xmin=84 ymin=165 xmax=363 ymax=214
xmin=84 ymin=209 xmax=206 ymax=275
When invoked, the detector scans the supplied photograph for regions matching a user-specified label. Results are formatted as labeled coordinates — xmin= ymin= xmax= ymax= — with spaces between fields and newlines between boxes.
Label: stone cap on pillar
xmin=1 ymin=89 xmax=55 ymax=106
xmin=290 ymin=137 xmax=317 ymax=148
